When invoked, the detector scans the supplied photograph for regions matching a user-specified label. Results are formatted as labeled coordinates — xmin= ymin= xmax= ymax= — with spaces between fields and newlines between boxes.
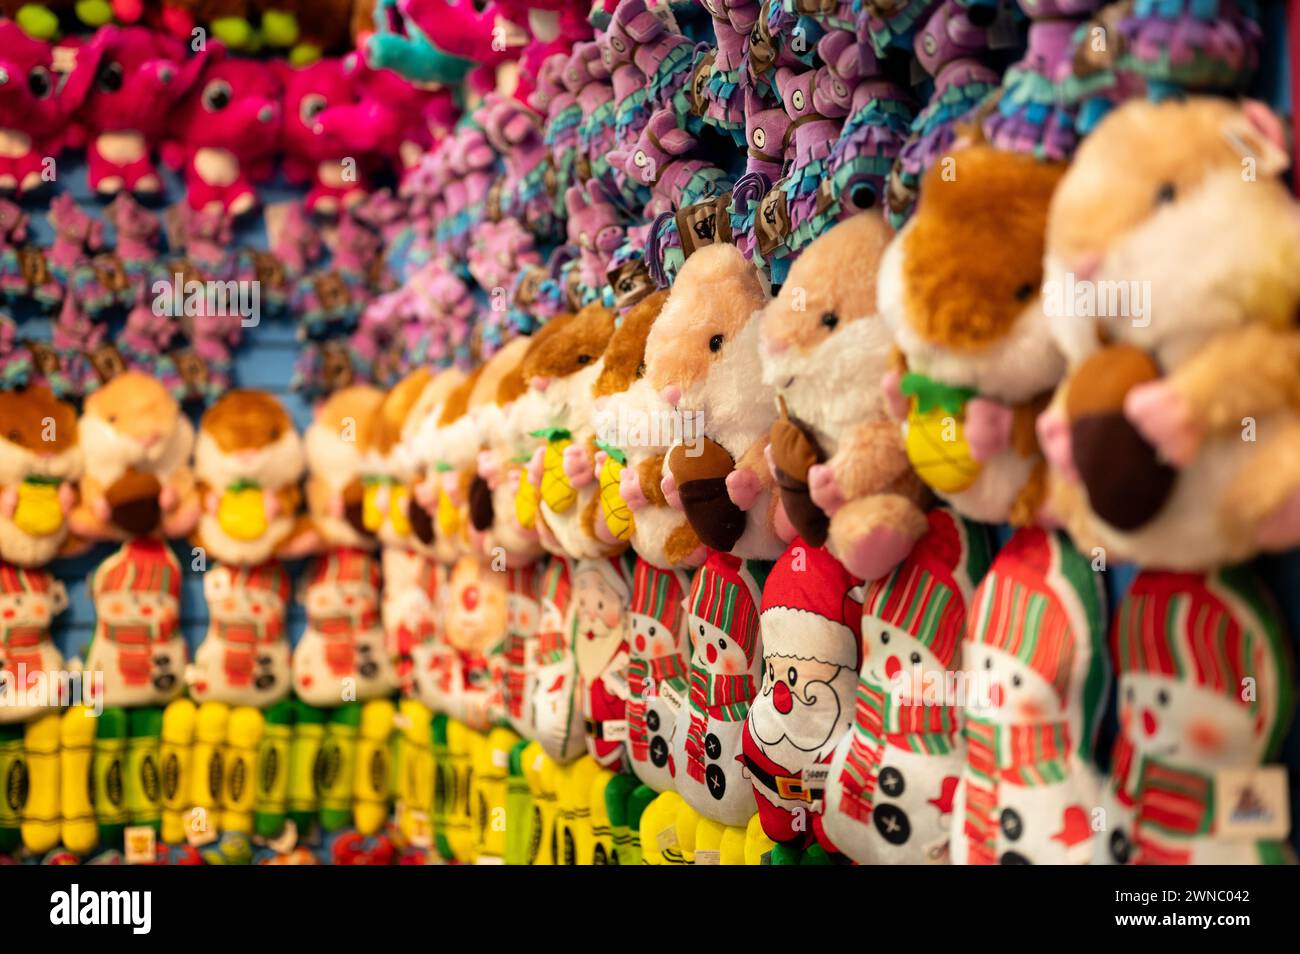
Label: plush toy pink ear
xmin=1223 ymin=99 xmax=1290 ymax=177
xmin=58 ymin=38 xmax=106 ymax=114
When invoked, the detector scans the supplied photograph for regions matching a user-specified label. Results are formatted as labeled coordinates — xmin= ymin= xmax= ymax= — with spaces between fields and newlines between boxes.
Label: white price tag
xmin=1215 ymin=766 xmax=1290 ymax=840
xmin=693 ymin=849 xmax=720 ymax=866
xmin=124 ymin=826 xmax=156 ymax=865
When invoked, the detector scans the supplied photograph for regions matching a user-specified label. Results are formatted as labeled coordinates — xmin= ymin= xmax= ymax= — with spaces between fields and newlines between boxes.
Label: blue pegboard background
xmin=3 ymin=4 xmax=1297 ymax=849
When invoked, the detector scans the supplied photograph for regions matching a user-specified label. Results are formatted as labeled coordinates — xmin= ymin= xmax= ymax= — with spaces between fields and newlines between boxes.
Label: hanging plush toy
xmin=951 ymin=527 xmax=1108 ymax=865
xmin=1102 ymin=568 xmax=1294 ymax=865
xmin=741 ymin=540 xmax=861 ymax=854
xmin=162 ymin=43 xmax=283 ymax=215
xmin=1037 ymin=96 xmax=1300 ymax=570
xmin=293 ymin=385 xmax=396 ymax=706
xmin=277 ymin=56 xmax=373 ymax=216
xmin=70 ymin=372 xmax=199 ymax=542
xmin=761 ymin=212 xmax=931 ymax=582
xmin=0 ymin=387 xmax=82 ymax=567
xmin=0 ymin=563 xmax=69 ymax=723
xmin=880 ymin=137 xmax=1066 ymax=527
xmin=79 ymin=25 xmax=207 ymax=196
xmin=821 ymin=508 xmax=991 ymax=864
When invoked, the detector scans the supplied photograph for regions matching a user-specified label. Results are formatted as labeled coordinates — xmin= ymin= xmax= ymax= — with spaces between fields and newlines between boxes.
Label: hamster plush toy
xmin=192 ymin=389 xmax=306 ymax=567
xmin=292 ymin=385 xmax=396 ymax=706
xmin=0 ymin=563 xmax=69 ymax=723
xmin=522 ymin=301 xmax=620 ymax=562
xmin=950 ymin=528 xmax=1108 ymax=865
xmin=71 ymin=371 xmax=199 ymax=541
xmin=761 ymin=212 xmax=931 ymax=582
xmin=645 ymin=242 xmax=783 ymax=562
xmin=0 ymin=387 xmax=82 ymax=567
xmin=1036 ymin=96 xmax=1300 ymax=570
xmin=879 ymin=138 xmax=1066 ymax=527
xmin=821 ymin=508 xmax=991 ymax=864
xmin=1101 ymin=568 xmax=1294 ymax=865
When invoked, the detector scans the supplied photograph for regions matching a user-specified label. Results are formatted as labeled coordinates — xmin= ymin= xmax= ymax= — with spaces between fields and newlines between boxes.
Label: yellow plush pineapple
xmin=513 ymin=461 xmax=538 ymax=530
xmin=217 ymin=482 xmax=269 ymax=541
xmin=362 ymin=478 xmax=388 ymax=534
xmin=436 ymin=478 xmax=461 ymax=541
xmin=389 ymin=485 xmax=412 ymax=537
xmin=534 ymin=430 xmax=576 ymax=513
xmin=13 ymin=477 xmax=64 ymax=537
xmin=596 ymin=443 xmax=633 ymax=542
xmin=901 ymin=374 xmax=982 ymax=495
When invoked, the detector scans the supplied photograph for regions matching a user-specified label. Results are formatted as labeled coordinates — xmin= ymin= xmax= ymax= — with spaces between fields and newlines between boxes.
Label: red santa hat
xmin=759 ymin=540 xmax=862 ymax=670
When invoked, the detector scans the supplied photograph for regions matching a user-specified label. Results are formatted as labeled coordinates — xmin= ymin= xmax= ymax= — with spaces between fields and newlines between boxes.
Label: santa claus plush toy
xmin=573 ymin=553 xmax=636 ymax=771
xmin=951 ymin=528 xmax=1108 ymax=865
xmin=674 ymin=550 xmax=769 ymax=829
xmin=625 ymin=557 xmax=692 ymax=793
xmin=532 ymin=556 xmax=586 ymax=764
xmin=822 ymin=508 xmax=991 ymax=864
xmin=1102 ymin=568 xmax=1294 ymax=865
xmin=742 ymin=540 xmax=862 ymax=852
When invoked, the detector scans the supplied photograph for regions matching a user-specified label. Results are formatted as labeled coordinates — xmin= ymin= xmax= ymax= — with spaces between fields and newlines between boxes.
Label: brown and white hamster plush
xmin=399 ymin=366 xmax=469 ymax=557
xmin=303 ymin=384 xmax=386 ymax=552
xmin=0 ymin=387 xmax=82 ymax=566
xmin=414 ymin=367 xmax=484 ymax=565
xmin=73 ymin=372 xmax=199 ymax=541
xmin=1036 ymin=96 xmax=1300 ymax=569
xmin=591 ymin=288 xmax=704 ymax=570
xmin=878 ymin=139 xmax=1066 ymax=527
xmin=761 ymin=213 xmax=931 ymax=581
xmin=192 ymin=389 xmax=306 ymax=566
xmin=521 ymin=301 xmax=620 ymax=561
xmin=644 ymin=242 xmax=784 ymax=561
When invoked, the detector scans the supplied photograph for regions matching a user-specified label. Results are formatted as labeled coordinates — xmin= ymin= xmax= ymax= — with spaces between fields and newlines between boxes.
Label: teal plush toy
xmin=364 ymin=0 xmax=475 ymax=85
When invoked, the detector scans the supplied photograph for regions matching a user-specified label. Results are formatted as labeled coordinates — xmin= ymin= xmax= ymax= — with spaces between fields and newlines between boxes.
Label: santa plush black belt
xmin=741 ymin=754 xmax=821 ymax=803
xmin=585 ymin=719 xmax=609 ymax=740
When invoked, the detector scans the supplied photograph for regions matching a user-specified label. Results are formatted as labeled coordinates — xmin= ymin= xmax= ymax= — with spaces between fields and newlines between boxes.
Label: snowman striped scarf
xmin=504 ymin=564 xmax=540 ymax=719
xmin=1132 ymin=760 xmax=1215 ymax=865
xmin=836 ymin=676 xmax=959 ymax=823
xmin=961 ymin=717 xmax=1071 ymax=865
xmin=684 ymin=668 xmax=755 ymax=783
xmin=627 ymin=561 xmax=688 ymax=760
xmin=535 ymin=559 xmax=572 ymax=664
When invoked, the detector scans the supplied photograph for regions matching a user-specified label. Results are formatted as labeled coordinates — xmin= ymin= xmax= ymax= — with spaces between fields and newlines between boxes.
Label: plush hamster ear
xmin=1222 ymin=100 xmax=1290 ymax=178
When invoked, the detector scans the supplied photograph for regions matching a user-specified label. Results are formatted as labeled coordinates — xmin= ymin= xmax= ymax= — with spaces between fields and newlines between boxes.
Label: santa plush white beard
xmin=747 ymin=672 xmax=850 ymax=766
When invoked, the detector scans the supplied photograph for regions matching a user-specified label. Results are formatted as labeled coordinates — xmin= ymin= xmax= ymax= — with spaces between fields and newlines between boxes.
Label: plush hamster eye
xmin=7 ymin=430 xmax=20 ymax=443
xmin=576 ymin=354 xmax=591 ymax=365
xmin=1014 ymin=282 xmax=1036 ymax=302
xmin=96 ymin=61 xmax=124 ymax=94
xmin=708 ymin=334 xmax=724 ymax=353
xmin=27 ymin=66 xmax=52 ymax=99
xmin=1155 ymin=181 xmax=1176 ymax=206
xmin=820 ymin=312 xmax=838 ymax=330
xmin=202 ymin=79 xmax=232 ymax=112
xmin=635 ymin=361 xmax=646 ymax=379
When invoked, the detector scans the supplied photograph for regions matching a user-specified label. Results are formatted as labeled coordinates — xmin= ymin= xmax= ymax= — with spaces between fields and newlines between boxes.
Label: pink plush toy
xmin=743 ymin=87 xmax=794 ymax=181
xmin=79 ymin=26 xmax=208 ymax=197
xmin=610 ymin=106 xmax=720 ymax=217
xmin=492 ymin=0 xmax=592 ymax=104
xmin=401 ymin=0 xmax=515 ymax=66
xmin=277 ymin=56 xmax=371 ymax=215
xmin=565 ymin=182 xmax=626 ymax=291
xmin=162 ymin=45 xmax=282 ymax=216
xmin=0 ymin=23 xmax=98 ymax=197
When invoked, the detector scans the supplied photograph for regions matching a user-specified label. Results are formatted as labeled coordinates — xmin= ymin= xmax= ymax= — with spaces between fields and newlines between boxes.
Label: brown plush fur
xmin=200 ymin=389 xmax=294 ymax=453
xmin=521 ymin=303 xmax=617 ymax=384
xmin=593 ymin=289 xmax=669 ymax=398
xmin=0 ymin=387 xmax=77 ymax=460
xmin=372 ymin=369 xmax=432 ymax=456
xmin=437 ymin=365 xmax=485 ymax=427
xmin=903 ymin=147 xmax=1064 ymax=352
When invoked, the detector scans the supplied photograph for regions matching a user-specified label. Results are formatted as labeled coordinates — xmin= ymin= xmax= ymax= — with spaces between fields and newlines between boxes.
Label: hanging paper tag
xmin=658 ymin=681 xmax=685 ymax=714
xmin=600 ymin=720 xmax=628 ymax=742
xmin=694 ymin=849 xmax=720 ymax=865
xmin=1215 ymin=766 xmax=1290 ymax=840
xmin=656 ymin=825 xmax=678 ymax=853
xmin=407 ymin=810 xmax=433 ymax=849
xmin=185 ymin=806 xmax=218 ymax=846
xmin=124 ymin=826 xmax=157 ymax=864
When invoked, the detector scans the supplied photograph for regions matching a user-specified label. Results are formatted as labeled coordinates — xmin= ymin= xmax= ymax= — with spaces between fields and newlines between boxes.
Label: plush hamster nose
xmin=137 ymin=432 xmax=162 ymax=447
xmin=764 ymin=335 xmax=788 ymax=355
xmin=1071 ymin=252 xmax=1101 ymax=282
xmin=531 ymin=375 xmax=551 ymax=392
xmin=661 ymin=385 xmax=681 ymax=408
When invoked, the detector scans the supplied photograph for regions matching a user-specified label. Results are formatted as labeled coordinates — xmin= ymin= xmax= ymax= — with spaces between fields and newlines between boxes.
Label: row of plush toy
xmin=2 ymin=82 xmax=1298 ymax=864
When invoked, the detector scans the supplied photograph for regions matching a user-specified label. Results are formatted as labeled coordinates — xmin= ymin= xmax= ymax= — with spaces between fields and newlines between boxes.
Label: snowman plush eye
xmin=1157 ymin=688 xmax=1170 ymax=706
xmin=909 ymin=652 xmax=921 ymax=665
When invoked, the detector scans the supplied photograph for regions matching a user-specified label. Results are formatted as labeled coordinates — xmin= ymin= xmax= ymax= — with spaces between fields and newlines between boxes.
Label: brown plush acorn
xmin=468 ymin=473 xmax=494 ymax=532
xmin=1066 ymin=344 xmax=1177 ymax=531
xmin=769 ymin=397 xmax=829 ymax=547
xmin=105 ymin=469 xmax=164 ymax=537
xmin=342 ymin=477 xmax=369 ymax=538
xmin=668 ymin=437 xmax=745 ymax=552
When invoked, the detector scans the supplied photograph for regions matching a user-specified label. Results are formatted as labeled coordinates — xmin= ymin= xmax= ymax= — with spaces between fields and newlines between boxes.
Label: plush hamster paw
xmin=725 ymin=467 xmax=761 ymax=511
xmin=1256 ymin=487 xmax=1300 ymax=551
xmin=660 ymin=472 xmax=683 ymax=511
xmin=159 ymin=484 xmax=178 ymax=512
xmin=562 ymin=442 xmax=595 ymax=488
xmin=58 ymin=482 xmax=76 ymax=515
xmin=882 ymin=369 xmax=910 ymax=422
xmin=807 ymin=463 xmax=845 ymax=516
xmin=619 ymin=465 xmax=648 ymax=512
xmin=263 ymin=489 xmax=282 ymax=522
xmin=965 ymin=398 xmax=1015 ymax=462
xmin=839 ymin=524 xmax=916 ymax=582
xmin=477 ymin=450 xmax=500 ymax=490
xmin=0 ymin=486 xmax=16 ymax=519
xmin=1035 ymin=408 xmax=1078 ymax=482
xmin=1124 ymin=381 xmax=1201 ymax=468
xmin=527 ymin=447 xmax=545 ymax=488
